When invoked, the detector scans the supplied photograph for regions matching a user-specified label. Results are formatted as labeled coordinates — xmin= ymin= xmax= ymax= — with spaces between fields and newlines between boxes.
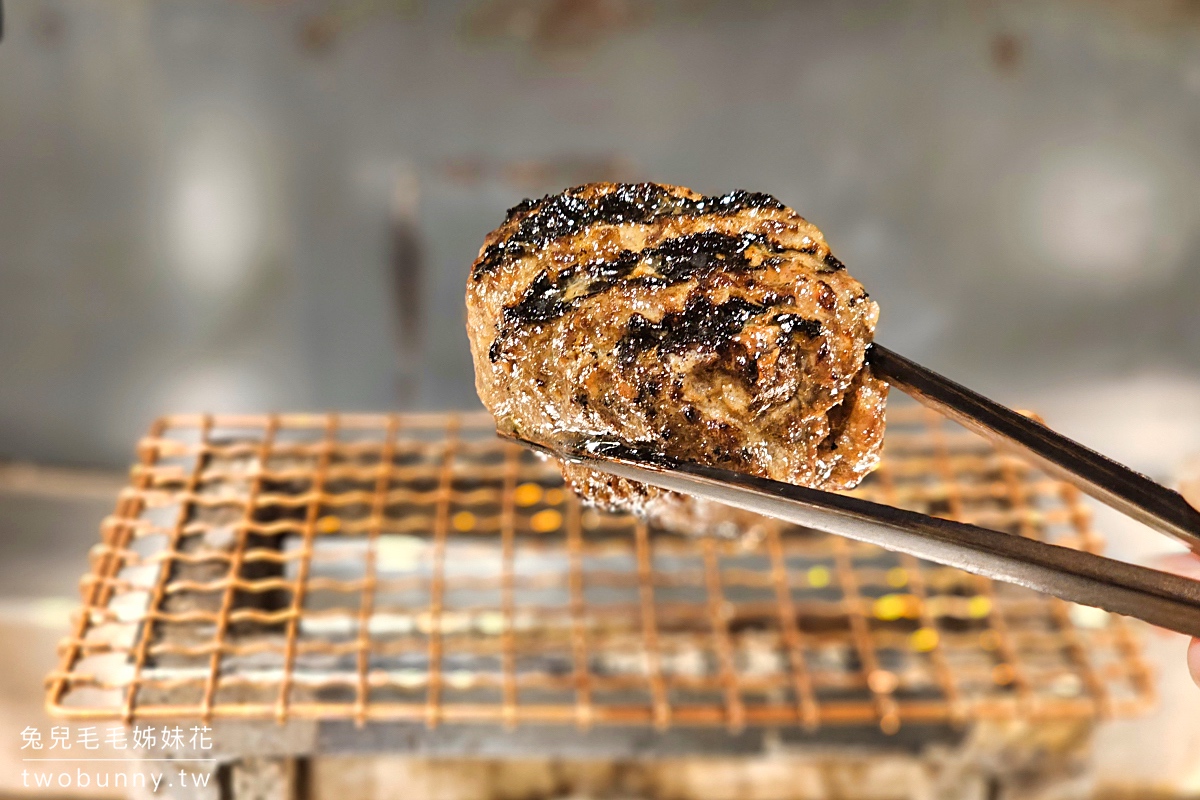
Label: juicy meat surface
xmin=465 ymin=182 xmax=887 ymax=527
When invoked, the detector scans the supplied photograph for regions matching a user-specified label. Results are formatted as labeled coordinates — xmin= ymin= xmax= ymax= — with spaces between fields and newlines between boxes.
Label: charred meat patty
xmin=466 ymin=182 xmax=887 ymax=526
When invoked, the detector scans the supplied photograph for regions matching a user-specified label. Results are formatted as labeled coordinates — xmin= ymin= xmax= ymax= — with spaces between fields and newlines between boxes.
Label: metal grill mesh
xmin=46 ymin=407 xmax=1154 ymax=732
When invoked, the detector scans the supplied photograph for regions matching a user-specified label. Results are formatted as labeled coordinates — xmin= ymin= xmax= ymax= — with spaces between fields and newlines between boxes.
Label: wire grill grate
xmin=46 ymin=407 xmax=1155 ymax=731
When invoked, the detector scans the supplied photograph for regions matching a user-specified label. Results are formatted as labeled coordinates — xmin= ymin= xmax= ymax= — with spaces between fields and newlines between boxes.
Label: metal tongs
xmin=505 ymin=344 xmax=1200 ymax=637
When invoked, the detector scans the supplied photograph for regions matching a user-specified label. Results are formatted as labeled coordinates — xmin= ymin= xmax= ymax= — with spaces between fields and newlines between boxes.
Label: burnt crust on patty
xmin=465 ymin=182 xmax=887 ymax=530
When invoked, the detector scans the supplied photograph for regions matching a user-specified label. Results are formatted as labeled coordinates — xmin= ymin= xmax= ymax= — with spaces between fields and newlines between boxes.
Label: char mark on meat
xmin=473 ymin=184 xmax=787 ymax=279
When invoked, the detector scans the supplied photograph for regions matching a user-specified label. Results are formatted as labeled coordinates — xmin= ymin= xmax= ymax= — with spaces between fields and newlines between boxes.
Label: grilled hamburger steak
xmin=466 ymin=182 xmax=887 ymax=527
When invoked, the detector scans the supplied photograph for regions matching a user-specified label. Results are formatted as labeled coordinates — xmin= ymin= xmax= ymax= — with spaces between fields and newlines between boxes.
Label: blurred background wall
xmin=4 ymin=0 xmax=1200 ymax=470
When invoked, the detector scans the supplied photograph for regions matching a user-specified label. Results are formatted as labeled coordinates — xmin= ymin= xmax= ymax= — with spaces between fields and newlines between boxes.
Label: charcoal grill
xmin=44 ymin=406 xmax=1155 ymax=798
